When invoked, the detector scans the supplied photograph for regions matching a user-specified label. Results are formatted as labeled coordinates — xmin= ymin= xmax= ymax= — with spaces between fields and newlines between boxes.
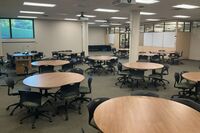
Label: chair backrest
xmin=39 ymin=65 xmax=54 ymax=73
xmin=174 ymin=72 xmax=180 ymax=85
xmin=151 ymin=55 xmax=160 ymax=63
xmin=87 ymin=98 xmax=110 ymax=125
xmin=180 ymin=71 xmax=188 ymax=82
xmin=87 ymin=76 xmax=93 ymax=93
xmin=69 ymin=68 xmax=84 ymax=75
xmin=31 ymin=51 xmax=37 ymax=53
xmin=5 ymin=78 xmax=15 ymax=95
xmin=117 ymin=62 xmax=123 ymax=72
xmin=61 ymin=63 xmax=74 ymax=71
xmin=138 ymin=55 xmax=148 ymax=62
xmin=80 ymin=51 xmax=85 ymax=57
xmin=131 ymin=90 xmax=159 ymax=97
xmin=19 ymin=91 xmax=42 ymax=106
xmin=171 ymin=97 xmax=200 ymax=112
xmin=162 ymin=64 xmax=169 ymax=75
xmin=59 ymin=83 xmax=80 ymax=98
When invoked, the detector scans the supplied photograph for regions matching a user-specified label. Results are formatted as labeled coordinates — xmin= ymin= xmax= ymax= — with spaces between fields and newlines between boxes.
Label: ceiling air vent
xmin=112 ymin=0 xmax=136 ymax=7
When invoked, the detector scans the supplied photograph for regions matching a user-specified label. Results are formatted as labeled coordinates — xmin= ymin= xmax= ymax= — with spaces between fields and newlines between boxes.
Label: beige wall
xmin=1 ymin=19 xmax=82 ymax=57
xmin=189 ymin=27 xmax=200 ymax=60
xmin=176 ymin=32 xmax=191 ymax=59
xmin=89 ymin=27 xmax=106 ymax=45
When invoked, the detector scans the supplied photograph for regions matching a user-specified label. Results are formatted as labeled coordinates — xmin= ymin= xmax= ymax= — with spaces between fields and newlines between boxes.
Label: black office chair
xmin=69 ymin=68 xmax=84 ymax=75
xmin=87 ymin=98 xmax=110 ymax=130
xmin=148 ymin=65 xmax=170 ymax=90
xmin=171 ymin=72 xmax=195 ymax=98
xmin=171 ymin=97 xmax=200 ymax=112
xmin=150 ymin=55 xmax=161 ymax=63
xmin=59 ymin=62 xmax=74 ymax=72
xmin=78 ymin=76 xmax=93 ymax=103
xmin=55 ymin=83 xmax=81 ymax=120
xmin=131 ymin=90 xmax=159 ymax=97
xmin=115 ymin=62 xmax=129 ymax=88
xmin=105 ymin=58 xmax=117 ymax=75
xmin=19 ymin=91 xmax=52 ymax=129
xmin=39 ymin=65 xmax=54 ymax=73
xmin=5 ymin=78 xmax=31 ymax=115
xmin=138 ymin=55 xmax=148 ymax=62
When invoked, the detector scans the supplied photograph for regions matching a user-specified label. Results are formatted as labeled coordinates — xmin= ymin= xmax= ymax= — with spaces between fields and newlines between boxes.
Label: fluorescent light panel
xmin=20 ymin=11 xmax=44 ymax=14
xmin=17 ymin=16 xmax=37 ymax=18
xmin=111 ymin=17 xmax=128 ymax=20
xmin=23 ymin=2 xmax=56 ymax=7
xmin=173 ymin=4 xmax=199 ymax=9
xmin=136 ymin=0 xmax=159 ymax=4
xmin=146 ymin=19 xmax=160 ymax=21
xmin=100 ymin=25 xmax=109 ymax=27
xmin=111 ymin=23 xmax=121 ymax=26
xmin=173 ymin=15 xmax=191 ymax=18
xmin=126 ymin=21 xmax=131 ymax=24
xmin=76 ymin=14 xmax=96 ymax=18
xmin=94 ymin=8 xmax=119 ymax=13
xmin=95 ymin=20 xmax=107 ymax=22
xmin=64 ymin=18 xmax=78 ymax=21
xmin=88 ymin=22 xmax=96 ymax=25
xmin=140 ymin=12 xmax=156 ymax=15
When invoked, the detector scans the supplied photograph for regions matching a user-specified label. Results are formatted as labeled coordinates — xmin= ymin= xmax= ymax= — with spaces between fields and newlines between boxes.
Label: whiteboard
xmin=163 ymin=32 xmax=176 ymax=48
xmin=144 ymin=33 xmax=153 ymax=46
xmin=152 ymin=32 xmax=163 ymax=47
xmin=108 ymin=34 xmax=115 ymax=45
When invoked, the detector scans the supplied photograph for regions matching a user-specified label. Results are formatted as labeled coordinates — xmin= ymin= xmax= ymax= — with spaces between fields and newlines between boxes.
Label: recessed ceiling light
xmin=76 ymin=14 xmax=96 ymax=18
xmin=17 ymin=16 xmax=37 ymax=19
xmin=146 ymin=19 xmax=161 ymax=21
xmin=88 ymin=22 xmax=96 ymax=25
xmin=111 ymin=17 xmax=128 ymax=20
xmin=64 ymin=18 xmax=78 ymax=21
xmin=20 ymin=11 xmax=45 ymax=14
xmin=173 ymin=15 xmax=191 ymax=18
xmin=136 ymin=0 xmax=159 ymax=4
xmin=100 ymin=25 xmax=110 ymax=27
xmin=23 ymin=2 xmax=56 ymax=7
xmin=111 ymin=23 xmax=121 ymax=26
xmin=94 ymin=8 xmax=119 ymax=13
xmin=140 ymin=12 xmax=156 ymax=15
xmin=173 ymin=4 xmax=200 ymax=9
xmin=95 ymin=20 xmax=107 ymax=23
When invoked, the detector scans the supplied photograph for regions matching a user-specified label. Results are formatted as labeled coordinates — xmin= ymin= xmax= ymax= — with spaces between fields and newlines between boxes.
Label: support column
xmin=129 ymin=10 xmax=140 ymax=62
xmin=82 ymin=21 xmax=89 ymax=56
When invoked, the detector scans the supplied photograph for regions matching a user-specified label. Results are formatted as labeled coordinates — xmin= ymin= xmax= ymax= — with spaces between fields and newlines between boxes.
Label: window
xmin=144 ymin=24 xmax=154 ymax=32
xmin=0 ymin=18 xmax=34 ymax=39
xmin=164 ymin=22 xmax=176 ymax=32
xmin=0 ymin=19 xmax=11 ymax=39
xmin=154 ymin=22 xmax=164 ymax=32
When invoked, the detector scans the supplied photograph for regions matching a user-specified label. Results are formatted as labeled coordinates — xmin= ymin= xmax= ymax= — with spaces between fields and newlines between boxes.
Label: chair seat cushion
xmin=148 ymin=74 xmax=162 ymax=79
xmin=177 ymin=82 xmax=194 ymax=89
xmin=79 ymin=86 xmax=89 ymax=93
xmin=22 ymin=102 xmax=40 ymax=107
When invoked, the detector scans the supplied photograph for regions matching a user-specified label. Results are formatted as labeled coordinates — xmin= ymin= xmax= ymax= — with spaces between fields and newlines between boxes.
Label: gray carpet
xmin=0 ymin=51 xmax=199 ymax=133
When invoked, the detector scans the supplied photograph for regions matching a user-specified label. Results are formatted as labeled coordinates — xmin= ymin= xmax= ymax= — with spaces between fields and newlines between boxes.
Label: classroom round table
xmin=23 ymin=72 xmax=85 ymax=89
xmin=31 ymin=60 xmax=70 ymax=67
xmin=88 ymin=56 xmax=117 ymax=61
xmin=94 ymin=96 xmax=200 ymax=133
xmin=123 ymin=62 xmax=164 ymax=70
xmin=182 ymin=72 xmax=200 ymax=82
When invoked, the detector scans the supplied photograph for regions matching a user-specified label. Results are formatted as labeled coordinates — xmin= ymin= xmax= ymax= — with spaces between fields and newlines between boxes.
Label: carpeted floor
xmin=0 ymin=51 xmax=199 ymax=133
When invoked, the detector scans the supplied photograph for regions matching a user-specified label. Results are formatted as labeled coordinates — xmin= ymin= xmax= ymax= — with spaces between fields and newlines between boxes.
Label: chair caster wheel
xmin=49 ymin=119 xmax=52 ymax=123
xmin=20 ymin=121 xmax=23 ymax=124
xmin=6 ymin=108 xmax=9 ymax=111
xmin=10 ymin=113 xmax=13 ymax=116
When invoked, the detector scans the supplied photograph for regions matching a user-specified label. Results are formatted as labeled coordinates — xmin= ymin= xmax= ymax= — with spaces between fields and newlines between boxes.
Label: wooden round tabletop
xmin=94 ymin=96 xmax=200 ymax=133
xmin=23 ymin=72 xmax=85 ymax=89
xmin=123 ymin=62 xmax=164 ymax=70
xmin=88 ymin=56 xmax=117 ymax=61
xmin=139 ymin=53 xmax=157 ymax=56
xmin=182 ymin=72 xmax=200 ymax=82
xmin=31 ymin=60 xmax=70 ymax=66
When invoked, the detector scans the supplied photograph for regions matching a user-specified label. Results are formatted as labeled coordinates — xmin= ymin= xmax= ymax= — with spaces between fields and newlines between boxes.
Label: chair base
xmin=20 ymin=109 xmax=52 ymax=129
xmin=6 ymin=102 xmax=21 ymax=116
